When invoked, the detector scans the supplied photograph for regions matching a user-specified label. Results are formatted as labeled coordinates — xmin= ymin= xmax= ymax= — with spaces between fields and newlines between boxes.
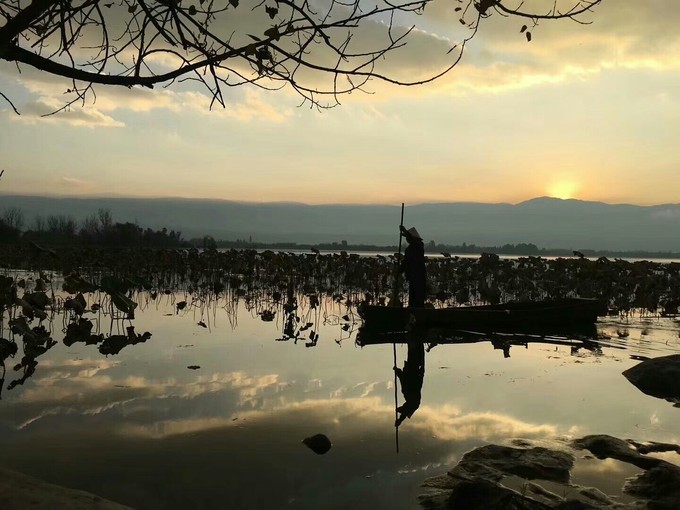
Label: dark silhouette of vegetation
xmin=207 ymin=237 xmax=680 ymax=261
xmin=2 ymin=244 xmax=680 ymax=318
xmin=0 ymin=0 xmax=603 ymax=112
xmin=3 ymin=244 xmax=680 ymax=389
xmin=1 ymin=207 xmax=184 ymax=248
xmin=0 ymin=207 xmax=23 ymax=243
xmin=0 ymin=218 xmax=20 ymax=243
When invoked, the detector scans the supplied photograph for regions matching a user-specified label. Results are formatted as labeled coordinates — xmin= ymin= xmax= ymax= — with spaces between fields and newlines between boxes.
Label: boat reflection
xmin=357 ymin=324 xmax=600 ymax=352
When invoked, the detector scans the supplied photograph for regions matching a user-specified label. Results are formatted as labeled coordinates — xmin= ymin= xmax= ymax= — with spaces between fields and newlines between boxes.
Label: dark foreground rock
xmin=302 ymin=433 xmax=332 ymax=454
xmin=419 ymin=435 xmax=680 ymax=509
xmin=572 ymin=435 xmax=661 ymax=470
xmin=447 ymin=479 xmax=552 ymax=510
xmin=622 ymin=354 xmax=680 ymax=404
xmin=624 ymin=464 xmax=680 ymax=507
xmin=452 ymin=444 xmax=574 ymax=483
xmin=0 ymin=467 xmax=133 ymax=510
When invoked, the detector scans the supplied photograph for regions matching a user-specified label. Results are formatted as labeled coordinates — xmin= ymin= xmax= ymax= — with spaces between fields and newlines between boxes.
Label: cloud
xmin=17 ymin=74 xmax=200 ymax=114
xmin=0 ymin=0 xmax=461 ymax=109
xmin=445 ymin=0 xmax=680 ymax=87
xmin=219 ymin=89 xmax=294 ymax=122
xmin=0 ymin=71 xmax=121 ymax=125
xmin=56 ymin=176 xmax=96 ymax=190
xmin=5 ymin=66 xmax=295 ymax=121
xmin=325 ymin=0 xmax=680 ymax=100
xmin=3 ymin=0 xmax=680 ymax=116
xmin=7 ymin=97 xmax=125 ymax=128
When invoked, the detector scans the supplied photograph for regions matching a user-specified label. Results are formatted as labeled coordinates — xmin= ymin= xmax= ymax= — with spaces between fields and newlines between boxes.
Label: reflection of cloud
xmin=359 ymin=382 xmax=379 ymax=398
xmin=114 ymin=397 xmax=380 ymax=437
xmin=330 ymin=380 xmax=382 ymax=399
xmin=9 ymin=359 xmax=284 ymax=429
xmin=27 ymin=358 xmax=118 ymax=382
xmin=410 ymin=405 xmax=559 ymax=441
xmin=572 ymin=457 xmax=629 ymax=476
xmin=119 ymin=396 xmax=566 ymax=442
xmin=306 ymin=378 xmax=323 ymax=392
xmin=17 ymin=365 xmax=281 ymax=408
xmin=646 ymin=451 xmax=680 ymax=468
xmin=10 ymin=360 xmax=570 ymax=450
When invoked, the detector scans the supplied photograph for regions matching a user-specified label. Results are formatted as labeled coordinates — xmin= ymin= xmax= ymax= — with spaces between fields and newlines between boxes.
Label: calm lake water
xmin=261 ymin=248 xmax=680 ymax=264
xmin=2 ymin=281 xmax=680 ymax=509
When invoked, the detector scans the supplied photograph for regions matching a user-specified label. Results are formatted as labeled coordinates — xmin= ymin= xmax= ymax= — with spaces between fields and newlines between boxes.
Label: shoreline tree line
xmin=2 ymin=206 xmax=679 ymax=260
xmin=1 ymin=207 xmax=183 ymax=248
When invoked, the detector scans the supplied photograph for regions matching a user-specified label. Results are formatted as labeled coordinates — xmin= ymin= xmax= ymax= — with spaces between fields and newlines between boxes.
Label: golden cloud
xmin=118 ymin=395 xmax=569 ymax=443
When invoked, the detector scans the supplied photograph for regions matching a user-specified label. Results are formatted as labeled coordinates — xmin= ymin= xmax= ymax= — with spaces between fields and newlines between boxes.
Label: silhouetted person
xmin=394 ymin=340 xmax=425 ymax=427
xmin=400 ymin=226 xmax=426 ymax=308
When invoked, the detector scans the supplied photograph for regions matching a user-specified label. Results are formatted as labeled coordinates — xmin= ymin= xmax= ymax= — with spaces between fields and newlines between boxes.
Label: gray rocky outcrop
xmin=571 ymin=435 xmax=661 ymax=470
xmin=420 ymin=435 xmax=680 ymax=510
xmin=0 ymin=467 xmax=133 ymax=510
xmin=622 ymin=354 xmax=680 ymax=404
xmin=450 ymin=444 xmax=574 ymax=483
xmin=446 ymin=479 xmax=553 ymax=510
xmin=624 ymin=464 xmax=680 ymax=509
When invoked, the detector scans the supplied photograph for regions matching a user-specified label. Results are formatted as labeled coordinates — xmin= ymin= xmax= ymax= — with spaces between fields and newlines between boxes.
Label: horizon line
xmin=1 ymin=192 xmax=678 ymax=208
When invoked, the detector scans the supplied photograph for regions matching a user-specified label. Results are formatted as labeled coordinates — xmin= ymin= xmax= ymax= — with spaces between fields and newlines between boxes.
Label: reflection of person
xmin=400 ymin=226 xmax=426 ymax=308
xmin=394 ymin=341 xmax=425 ymax=427
xmin=491 ymin=337 xmax=512 ymax=358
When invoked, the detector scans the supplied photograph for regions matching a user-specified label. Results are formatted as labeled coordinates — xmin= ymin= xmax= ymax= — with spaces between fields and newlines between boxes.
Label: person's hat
xmin=406 ymin=227 xmax=422 ymax=240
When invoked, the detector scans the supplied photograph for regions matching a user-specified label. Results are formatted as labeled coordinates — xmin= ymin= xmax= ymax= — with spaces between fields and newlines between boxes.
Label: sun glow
xmin=547 ymin=181 xmax=578 ymax=200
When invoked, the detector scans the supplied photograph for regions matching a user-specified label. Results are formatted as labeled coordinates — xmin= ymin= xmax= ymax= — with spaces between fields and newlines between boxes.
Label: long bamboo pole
xmin=392 ymin=203 xmax=405 ymax=306
xmin=393 ymin=203 xmax=404 ymax=453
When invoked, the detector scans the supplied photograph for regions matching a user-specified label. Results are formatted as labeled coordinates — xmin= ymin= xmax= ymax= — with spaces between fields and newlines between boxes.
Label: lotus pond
xmin=1 ymin=250 xmax=680 ymax=509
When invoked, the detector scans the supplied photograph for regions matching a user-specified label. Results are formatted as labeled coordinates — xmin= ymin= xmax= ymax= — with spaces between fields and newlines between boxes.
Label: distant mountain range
xmin=1 ymin=194 xmax=679 ymax=252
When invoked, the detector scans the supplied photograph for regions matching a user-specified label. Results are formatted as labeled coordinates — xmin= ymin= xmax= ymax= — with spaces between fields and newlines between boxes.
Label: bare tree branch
xmin=0 ymin=0 xmax=605 ymax=111
xmin=0 ymin=90 xmax=19 ymax=113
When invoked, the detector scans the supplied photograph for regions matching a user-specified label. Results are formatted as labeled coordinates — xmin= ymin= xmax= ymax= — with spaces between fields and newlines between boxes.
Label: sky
xmin=1 ymin=0 xmax=679 ymax=206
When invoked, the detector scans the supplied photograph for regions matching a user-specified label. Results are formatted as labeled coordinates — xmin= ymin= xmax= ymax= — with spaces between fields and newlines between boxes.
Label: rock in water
xmin=572 ymin=435 xmax=660 ymax=470
xmin=622 ymin=354 xmax=680 ymax=403
xmin=302 ymin=434 xmax=332 ymax=455
xmin=0 ymin=467 xmax=133 ymax=509
xmin=451 ymin=444 xmax=574 ymax=484
xmin=447 ymin=479 xmax=552 ymax=510
xmin=421 ymin=437 xmax=680 ymax=510
xmin=624 ymin=463 xmax=680 ymax=501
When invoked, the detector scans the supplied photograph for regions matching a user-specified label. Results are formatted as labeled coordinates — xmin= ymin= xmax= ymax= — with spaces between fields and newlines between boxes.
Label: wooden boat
xmin=358 ymin=298 xmax=606 ymax=333
xmin=356 ymin=325 xmax=602 ymax=351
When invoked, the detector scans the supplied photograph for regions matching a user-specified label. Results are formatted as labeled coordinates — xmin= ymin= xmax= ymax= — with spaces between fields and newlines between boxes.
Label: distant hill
xmin=1 ymin=194 xmax=679 ymax=252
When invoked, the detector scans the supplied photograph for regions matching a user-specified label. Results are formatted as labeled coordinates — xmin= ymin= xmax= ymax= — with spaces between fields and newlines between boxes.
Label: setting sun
xmin=547 ymin=181 xmax=578 ymax=200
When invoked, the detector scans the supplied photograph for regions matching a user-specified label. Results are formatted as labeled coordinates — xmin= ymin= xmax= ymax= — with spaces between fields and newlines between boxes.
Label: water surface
xmin=2 ymin=289 xmax=680 ymax=509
